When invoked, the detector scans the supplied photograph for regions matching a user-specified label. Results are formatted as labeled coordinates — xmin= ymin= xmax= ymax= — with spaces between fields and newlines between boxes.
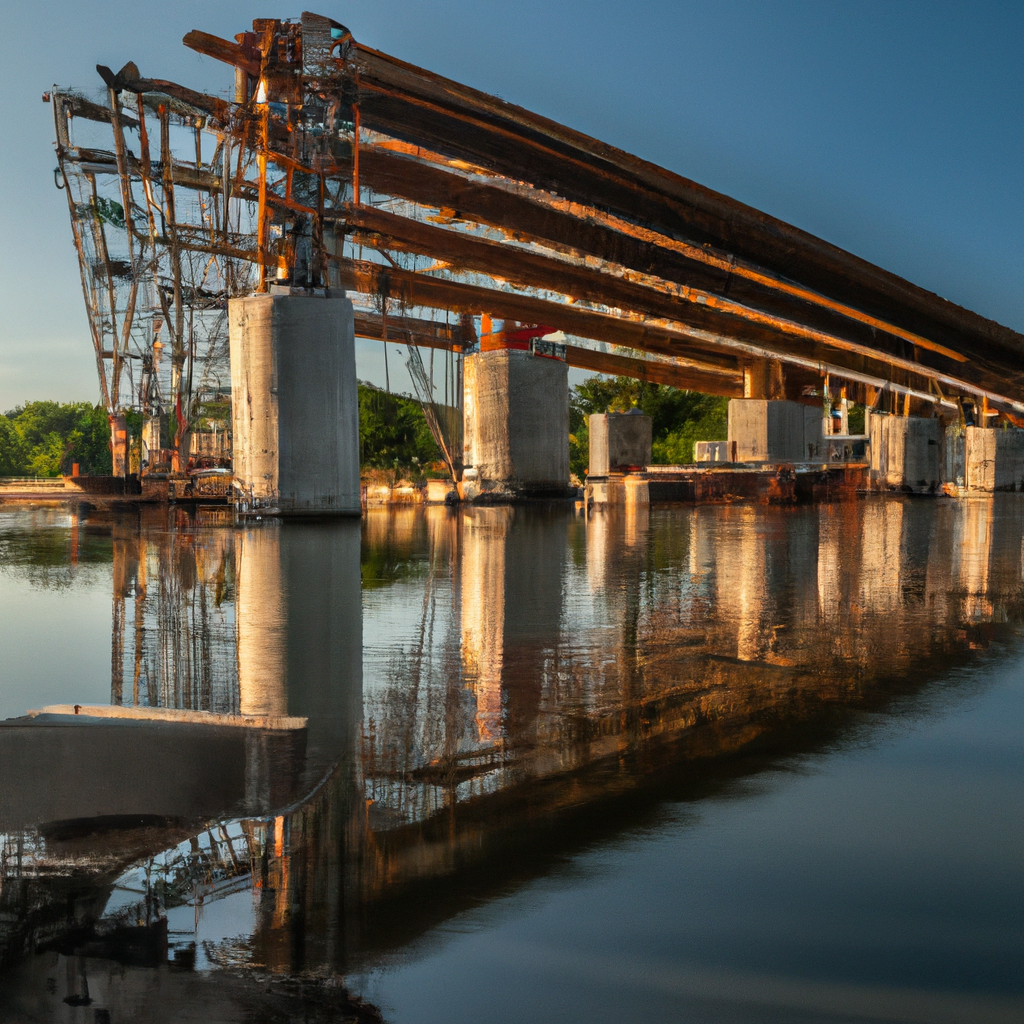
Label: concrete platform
xmin=587 ymin=464 xmax=868 ymax=505
xmin=0 ymin=708 xmax=307 ymax=830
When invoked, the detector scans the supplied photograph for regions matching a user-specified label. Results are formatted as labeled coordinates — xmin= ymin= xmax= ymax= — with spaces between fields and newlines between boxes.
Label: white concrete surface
xmin=946 ymin=425 xmax=1024 ymax=492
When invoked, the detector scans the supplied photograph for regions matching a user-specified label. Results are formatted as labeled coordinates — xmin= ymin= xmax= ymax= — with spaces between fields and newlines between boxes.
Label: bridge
xmin=50 ymin=12 xmax=1024 ymax=510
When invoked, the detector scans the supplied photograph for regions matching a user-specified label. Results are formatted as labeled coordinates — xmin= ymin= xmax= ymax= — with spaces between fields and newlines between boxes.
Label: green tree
xmin=570 ymin=377 xmax=728 ymax=476
xmin=0 ymin=417 xmax=26 ymax=475
xmin=4 ymin=402 xmax=113 ymax=477
xmin=358 ymin=383 xmax=441 ymax=473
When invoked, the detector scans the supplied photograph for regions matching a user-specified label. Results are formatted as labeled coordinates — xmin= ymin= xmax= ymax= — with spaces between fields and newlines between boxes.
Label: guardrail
xmin=0 ymin=477 xmax=66 ymax=484
xmin=0 ymin=477 xmax=67 ymax=489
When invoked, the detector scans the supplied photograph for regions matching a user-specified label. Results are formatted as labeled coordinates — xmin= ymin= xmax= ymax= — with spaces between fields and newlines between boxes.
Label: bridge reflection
xmin=3 ymin=498 xmax=1024 ymax=1018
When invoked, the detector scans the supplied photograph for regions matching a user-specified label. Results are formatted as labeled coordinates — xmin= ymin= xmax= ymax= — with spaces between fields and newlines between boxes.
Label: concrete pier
xmin=462 ymin=348 xmax=570 ymax=500
xmin=869 ymin=414 xmax=941 ymax=492
xmin=588 ymin=411 xmax=652 ymax=475
xmin=229 ymin=293 xmax=360 ymax=514
xmin=945 ymin=425 xmax=1024 ymax=492
xmin=727 ymin=399 xmax=820 ymax=463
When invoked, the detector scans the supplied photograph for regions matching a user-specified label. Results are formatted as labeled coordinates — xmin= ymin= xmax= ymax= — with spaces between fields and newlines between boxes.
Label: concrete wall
xmin=0 ymin=718 xmax=304 ymax=827
xmin=229 ymin=294 xmax=360 ymax=514
xmin=462 ymin=349 xmax=569 ymax=498
xmin=947 ymin=426 xmax=1024 ymax=492
xmin=727 ymin=400 xmax=806 ymax=463
xmin=869 ymin=414 xmax=941 ymax=492
xmin=970 ymin=427 xmax=1024 ymax=491
xmin=804 ymin=406 xmax=825 ymax=461
xmin=588 ymin=412 xmax=653 ymax=475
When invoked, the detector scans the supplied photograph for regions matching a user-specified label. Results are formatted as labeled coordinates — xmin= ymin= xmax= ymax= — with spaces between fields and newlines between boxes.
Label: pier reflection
xmin=3 ymin=497 xmax=1024 ymax=1019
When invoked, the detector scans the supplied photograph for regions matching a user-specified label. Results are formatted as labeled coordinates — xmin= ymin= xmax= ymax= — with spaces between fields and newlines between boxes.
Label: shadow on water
xmin=1 ymin=496 xmax=1023 ymax=1020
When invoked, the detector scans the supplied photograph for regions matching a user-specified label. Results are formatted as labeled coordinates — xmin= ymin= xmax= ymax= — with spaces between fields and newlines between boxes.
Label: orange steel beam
xmin=346 ymin=42 xmax=1024 ymax=367
xmin=351 ymin=146 xmax=969 ymax=365
xmin=353 ymin=310 xmax=463 ymax=351
xmin=333 ymin=255 xmax=980 ymax=399
xmin=563 ymin=345 xmax=743 ymax=396
xmin=341 ymin=256 xmax=1024 ymax=410
xmin=340 ymin=204 xmax=988 ymax=390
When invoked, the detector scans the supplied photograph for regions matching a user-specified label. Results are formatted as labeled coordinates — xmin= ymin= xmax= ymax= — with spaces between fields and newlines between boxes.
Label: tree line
xmin=0 ymin=402 xmax=113 ymax=477
xmin=1 ymin=379 xmax=727 ymax=478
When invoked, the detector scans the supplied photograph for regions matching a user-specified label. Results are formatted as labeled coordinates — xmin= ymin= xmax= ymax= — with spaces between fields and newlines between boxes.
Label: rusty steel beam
xmin=348 ymin=43 xmax=1024 ymax=367
xmin=354 ymin=307 xmax=742 ymax=395
xmin=563 ymin=346 xmax=742 ymax=397
xmin=335 ymin=254 xmax=1024 ymax=412
xmin=350 ymin=147 xmax=1024 ymax=403
xmin=332 ymin=255 xmax=744 ymax=377
xmin=332 ymin=254 xmax=958 ymax=397
xmin=353 ymin=146 xmax=970 ymax=366
xmin=353 ymin=310 xmax=464 ymax=351
xmin=340 ymin=204 xmax=1009 ymax=396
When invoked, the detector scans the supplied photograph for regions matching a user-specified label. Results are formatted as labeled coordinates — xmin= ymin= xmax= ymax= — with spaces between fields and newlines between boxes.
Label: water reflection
xmin=1 ymin=497 xmax=1023 ymax=1020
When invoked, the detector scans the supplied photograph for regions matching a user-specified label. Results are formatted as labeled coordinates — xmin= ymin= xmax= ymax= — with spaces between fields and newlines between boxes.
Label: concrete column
xmin=229 ymin=293 xmax=360 ymax=514
xmin=727 ymin=399 xmax=807 ymax=463
xmin=868 ymin=413 xmax=941 ymax=492
xmin=588 ymin=412 xmax=652 ymax=475
xmin=461 ymin=348 xmax=570 ymax=500
xmin=946 ymin=425 xmax=1024 ymax=492
xmin=803 ymin=405 xmax=824 ymax=461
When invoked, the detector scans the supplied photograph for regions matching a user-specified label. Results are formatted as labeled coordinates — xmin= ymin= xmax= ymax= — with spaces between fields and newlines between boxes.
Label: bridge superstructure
xmin=50 ymin=12 xmax=1024 ymax=493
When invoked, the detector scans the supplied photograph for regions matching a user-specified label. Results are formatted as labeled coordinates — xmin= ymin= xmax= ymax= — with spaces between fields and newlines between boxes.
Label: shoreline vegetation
xmin=1 ymin=379 xmax=727 ymax=482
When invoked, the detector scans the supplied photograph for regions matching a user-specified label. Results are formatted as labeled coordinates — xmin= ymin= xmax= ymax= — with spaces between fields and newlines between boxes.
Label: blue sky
xmin=2 ymin=0 xmax=1022 ymax=408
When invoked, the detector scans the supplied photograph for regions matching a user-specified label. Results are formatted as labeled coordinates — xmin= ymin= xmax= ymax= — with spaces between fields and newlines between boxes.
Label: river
xmin=0 ymin=498 xmax=1021 ymax=1023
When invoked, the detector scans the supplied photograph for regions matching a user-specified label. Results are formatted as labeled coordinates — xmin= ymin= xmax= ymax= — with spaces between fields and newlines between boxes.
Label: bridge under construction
xmin=48 ymin=11 xmax=1024 ymax=510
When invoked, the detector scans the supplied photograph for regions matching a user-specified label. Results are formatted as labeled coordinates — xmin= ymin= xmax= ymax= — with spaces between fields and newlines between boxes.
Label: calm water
xmin=0 ymin=498 xmax=1021 ymax=1023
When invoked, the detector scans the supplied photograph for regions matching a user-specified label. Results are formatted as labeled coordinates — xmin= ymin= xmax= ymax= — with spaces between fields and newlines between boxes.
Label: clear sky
xmin=1 ymin=0 xmax=1022 ymax=410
